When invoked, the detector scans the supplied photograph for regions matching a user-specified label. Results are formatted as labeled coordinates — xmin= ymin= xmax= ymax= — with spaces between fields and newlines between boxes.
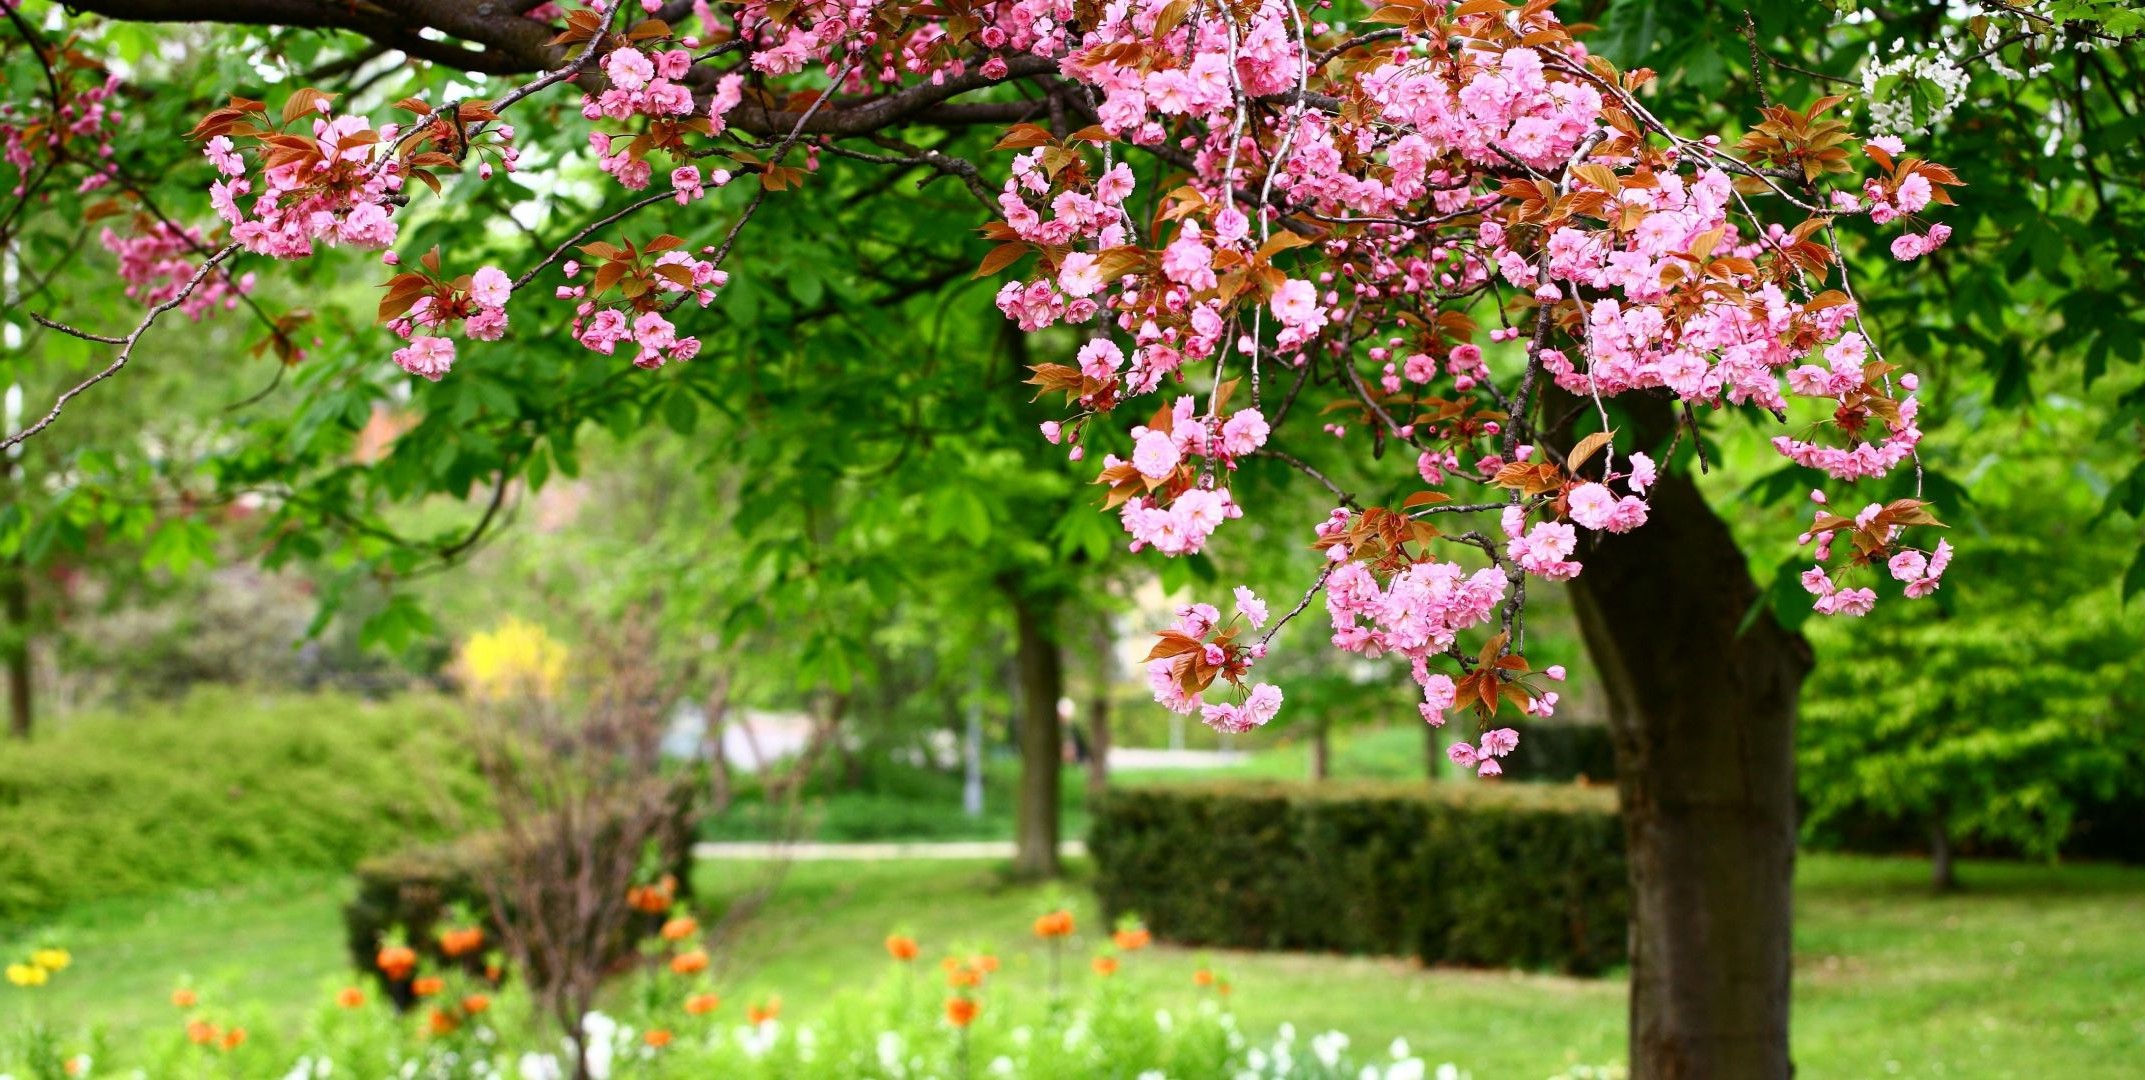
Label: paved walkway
xmin=693 ymin=840 xmax=1087 ymax=861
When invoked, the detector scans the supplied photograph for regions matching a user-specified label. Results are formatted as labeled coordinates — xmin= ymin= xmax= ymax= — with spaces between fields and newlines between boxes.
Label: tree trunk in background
xmin=1010 ymin=591 xmax=1064 ymax=879
xmin=702 ymin=673 xmax=733 ymax=814
xmin=1566 ymin=459 xmax=1810 ymax=1080
xmin=1930 ymin=817 xmax=1956 ymax=892
xmin=3 ymin=561 xmax=27 ymax=742
xmin=1424 ymin=723 xmax=1442 ymax=780
xmin=1086 ymin=620 xmax=1112 ymax=797
xmin=3 ymin=454 xmax=28 ymax=740
xmin=1312 ymin=719 xmax=1332 ymax=781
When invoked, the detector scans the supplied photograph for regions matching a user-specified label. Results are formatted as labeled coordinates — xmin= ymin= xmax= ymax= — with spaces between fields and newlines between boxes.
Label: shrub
xmin=342 ymin=781 xmax=701 ymax=1005
xmin=0 ymin=689 xmax=486 ymax=924
xmin=1088 ymin=781 xmax=1626 ymax=975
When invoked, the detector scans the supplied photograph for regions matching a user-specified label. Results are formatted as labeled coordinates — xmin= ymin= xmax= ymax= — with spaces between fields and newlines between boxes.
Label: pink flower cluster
xmin=1448 ymin=728 xmax=1520 ymax=778
xmin=205 ymin=112 xmax=401 ymax=259
xmin=1 ymin=70 xmax=124 ymax=196
xmin=99 ymin=223 xmax=254 ymax=320
xmin=1318 ymin=509 xmax=1511 ymax=725
xmin=386 ymin=265 xmax=514 ymax=382
xmin=555 ymin=247 xmax=728 ymax=369
xmin=1142 ymin=588 xmax=1283 ymax=734
xmin=1119 ymin=487 xmax=1239 ymax=556
xmin=1773 ymin=339 xmax=1924 ymax=482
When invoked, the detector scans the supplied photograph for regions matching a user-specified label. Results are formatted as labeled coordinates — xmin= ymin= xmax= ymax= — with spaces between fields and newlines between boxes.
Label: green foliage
xmin=0 ymin=690 xmax=485 ymax=924
xmin=1088 ymin=781 xmax=1627 ymax=975
xmin=1800 ymin=561 xmax=2145 ymax=860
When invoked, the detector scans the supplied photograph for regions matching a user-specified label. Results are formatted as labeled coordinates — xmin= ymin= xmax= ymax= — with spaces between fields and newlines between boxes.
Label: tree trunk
xmin=1085 ymin=621 xmax=1112 ymax=797
xmin=1424 ymin=722 xmax=1442 ymax=780
xmin=1929 ymin=816 xmax=1956 ymax=892
xmin=3 ymin=561 xmax=28 ymax=742
xmin=1312 ymin=718 xmax=1332 ymax=781
xmin=3 ymin=456 xmax=28 ymax=741
xmin=1009 ymin=591 xmax=1064 ymax=879
xmin=702 ymin=673 xmax=733 ymax=814
xmin=1566 ymin=461 xmax=1811 ymax=1080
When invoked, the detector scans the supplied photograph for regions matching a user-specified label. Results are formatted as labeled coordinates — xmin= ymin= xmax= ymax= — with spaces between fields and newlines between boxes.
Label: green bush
xmin=343 ymin=782 xmax=701 ymax=1005
xmin=0 ymin=689 xmax=486 ymax=925
xmin=1088 ymin=781 xmax=1626 ymax=975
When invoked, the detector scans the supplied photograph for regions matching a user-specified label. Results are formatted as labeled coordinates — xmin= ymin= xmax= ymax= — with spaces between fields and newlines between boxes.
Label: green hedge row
xmin=0 ymin=689 xmax=486 ymax=924
xmin=1088 ymin=781 xmax=1627 ymax=975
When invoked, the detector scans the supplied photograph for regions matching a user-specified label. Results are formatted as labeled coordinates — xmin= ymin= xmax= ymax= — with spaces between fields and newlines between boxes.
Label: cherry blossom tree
xmin=10 ymin=0 xmax=2132 ymax=1075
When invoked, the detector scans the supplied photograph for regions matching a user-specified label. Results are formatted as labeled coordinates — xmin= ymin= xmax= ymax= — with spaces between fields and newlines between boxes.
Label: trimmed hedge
xmin=1088 ymin=781 xmax=1627 ymax=975
xmin=343 ymin=782 xmax=700 ymax=1006
xmin=0 ymin=689 xmax=485 ymax=924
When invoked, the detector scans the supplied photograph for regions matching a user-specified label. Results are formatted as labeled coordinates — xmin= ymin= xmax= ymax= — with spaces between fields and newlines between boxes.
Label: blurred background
xmin=2 ymin=1 xmax=2142 ymax=1077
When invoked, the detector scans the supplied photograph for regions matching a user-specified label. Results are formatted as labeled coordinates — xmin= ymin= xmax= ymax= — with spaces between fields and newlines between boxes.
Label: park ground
xmin=5 ymin=852 xmax=2141 ymax=1078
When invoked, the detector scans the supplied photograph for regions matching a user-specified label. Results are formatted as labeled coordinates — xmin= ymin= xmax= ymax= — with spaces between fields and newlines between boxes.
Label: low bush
xmin=343 ymin=782 xmax=702 ymax=1005
xmin=0 ymin=689 xmax=486 ymax=925
xmin=1088 ymin=781 xmax=1626 ymax=975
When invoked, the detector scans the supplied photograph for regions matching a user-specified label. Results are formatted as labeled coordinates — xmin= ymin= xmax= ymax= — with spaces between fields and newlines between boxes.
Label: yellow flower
xmin=6 ymin=962 xmax=48 ymax=987
xmin=32 ymin=948 xmax=70 ymax=972
xmin=460 ymin=617 xmax=569 ymax=702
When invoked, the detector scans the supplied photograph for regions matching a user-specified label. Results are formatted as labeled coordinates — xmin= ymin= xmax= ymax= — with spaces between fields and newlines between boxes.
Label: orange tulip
xmin=660 ymin=916 xmax=699 ymax=942
xmin=628 ymin=874 xmax=679 ymax=914
xmin=1112 ymin=928 xmax=1151 ymax=951
xmin=171 ymin=988 xmax=199 ymax=1009
xmin=185 ymin=1020 xmax=217 ymax=1045
xmin=439 ymin=926 xmax=485 ymax=958
xmin=1032 ymin=910 xmax=1075 ymax=938
xmin=411 ymin=976 xmax=445 ymax=997
xmin=376 ymin=945 xmax=417 ymax=980
xmin=944 ymin=997 xmax=979 ymax=1028
xmin=684 ymin=992 xmax=721 ymax=1016
xmin=644 ymin=1029 xmax=674 ymax=1049
xmin=219 ymin=1027 xmax=247 ymax=1052
xmin=746 ymin=997 xmax=781 ymax=1025
xmin=335 ymin=986 xmax=366 ymax=1009
xmin=975 ymin=954 xmax=1000 ymax=973
xmin=1193 ymin=968 xmax=1214 ymax=987
xmin=427 ymin=1009 xmax=459 ymax=1036
xmin=670 ymin=949 xmax=709 ymax=975
xmin=462 ymin=993 xmax=491 ymax=1014
xmin=1092 ymin=955 xmax=1119 ymax=977
xmin=884 ymin=934 xmax=919 ymax=961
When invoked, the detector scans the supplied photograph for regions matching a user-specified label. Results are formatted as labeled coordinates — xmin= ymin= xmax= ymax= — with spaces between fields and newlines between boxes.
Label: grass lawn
xmin=7 ymin=853 xmax=2142 ymax=1077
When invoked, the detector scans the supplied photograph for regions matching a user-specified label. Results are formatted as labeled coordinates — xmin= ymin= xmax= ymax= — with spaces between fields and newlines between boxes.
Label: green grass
xmin=8 ymin=854 xmax=2142 ymax=1077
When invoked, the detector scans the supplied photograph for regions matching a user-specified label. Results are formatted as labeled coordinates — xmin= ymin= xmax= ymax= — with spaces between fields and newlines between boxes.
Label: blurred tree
xmin=1799 ymin=388 xmax=2145 ymax=889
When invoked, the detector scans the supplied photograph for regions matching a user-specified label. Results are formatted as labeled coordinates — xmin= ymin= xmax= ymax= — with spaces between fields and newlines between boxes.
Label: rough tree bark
xmin=1564 ymin=421 xmax=1812 ymax=1080
xmin=1008 ymin=588 xmax=1065 ymax=879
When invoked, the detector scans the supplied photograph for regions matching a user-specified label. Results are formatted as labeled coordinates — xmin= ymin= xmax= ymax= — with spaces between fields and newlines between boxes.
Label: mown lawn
xmin=6 ymin=854 xmax=2141 ymax=1077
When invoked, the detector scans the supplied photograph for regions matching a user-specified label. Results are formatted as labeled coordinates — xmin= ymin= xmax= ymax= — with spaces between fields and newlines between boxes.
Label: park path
xmin=693 ymin=840 xmax=1088 ymax=860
